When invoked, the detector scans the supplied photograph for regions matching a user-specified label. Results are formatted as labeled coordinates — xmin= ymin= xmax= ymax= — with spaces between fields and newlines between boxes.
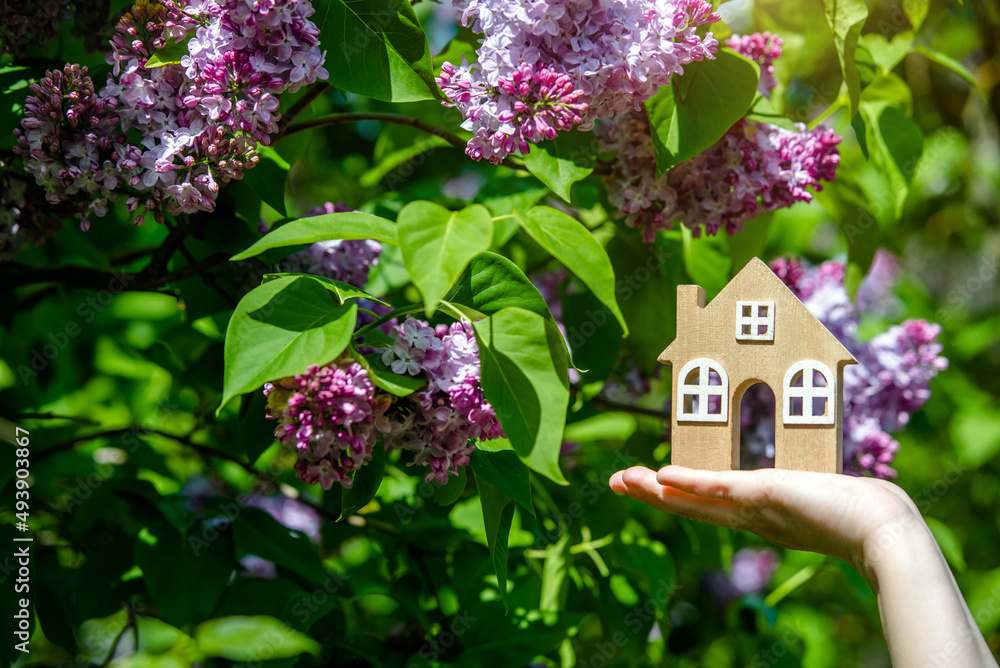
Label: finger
xmin=617 ymin=467 xmax=747 ymax=529
xmin=609 ymin=469 xmax=628 ymax=494
xmin=654 ymin=465 xmax=774 ymax=504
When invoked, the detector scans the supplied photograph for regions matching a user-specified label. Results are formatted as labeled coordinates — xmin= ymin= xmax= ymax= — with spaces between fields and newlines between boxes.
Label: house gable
xmin=658 ymin=257 xmax=857 ymax=369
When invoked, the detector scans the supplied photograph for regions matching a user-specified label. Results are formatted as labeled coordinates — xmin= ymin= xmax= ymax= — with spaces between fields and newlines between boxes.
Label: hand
xmin=608 ymin=465 xmax=920 ymax=574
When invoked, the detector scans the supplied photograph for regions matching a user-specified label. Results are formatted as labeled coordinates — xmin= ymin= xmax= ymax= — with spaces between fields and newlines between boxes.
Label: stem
xmin=273 ymin=82 xmax=331 ymax=141
xmin=764 ymin=561 xmax=823 ymax=607
xmin=591 ymin=396 xmax=670 ymax=421
xmin=281 ymin=112 xmax=468 ymax=150
xmin=14 ymin=412 xmax=99 ymax=426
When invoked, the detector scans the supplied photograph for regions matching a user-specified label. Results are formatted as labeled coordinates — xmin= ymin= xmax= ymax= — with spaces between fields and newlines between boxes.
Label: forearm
xmin=861 ymin=511 xmax=997 ymax=667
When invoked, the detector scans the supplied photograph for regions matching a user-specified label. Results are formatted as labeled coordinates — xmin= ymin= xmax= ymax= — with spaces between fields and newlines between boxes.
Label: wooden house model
xmin=658 ymin=258 xmax=857 ymax=473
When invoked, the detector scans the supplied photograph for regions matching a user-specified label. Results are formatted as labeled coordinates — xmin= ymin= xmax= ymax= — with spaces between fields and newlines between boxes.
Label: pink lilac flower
xmin=264 ymin=358 xmax=383 ymax=490
xmin=599 ymin=32 xmax=840 ymax=241
xmin=380 ymin=317 xmax=505 ymax=483
xmin=15 ymin=0 xmax=328 ymax=228
xmin=12 ymin=64 xmax=127 ymax=231
xmin=739 ymin=256 xmax=948 ymax=478
xmin=437 ymin=0 xmax=721 ymax=163
xmin=727 ymin=32 xmax=783 ymax=97
xmin=601 ymin=114 xmax=841 ymax=241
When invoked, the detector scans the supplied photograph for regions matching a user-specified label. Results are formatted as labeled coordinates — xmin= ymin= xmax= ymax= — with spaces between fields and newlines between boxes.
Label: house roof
xmin=658 ymin=257 xmax=858 ymax=367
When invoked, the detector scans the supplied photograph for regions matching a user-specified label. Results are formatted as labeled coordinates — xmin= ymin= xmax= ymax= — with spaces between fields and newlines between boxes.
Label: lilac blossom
xmin=264 ymin=358 xmax=384 ymax=490
xmin=271 ymin=203 xmax=383 ymax=289
xmin=12 ymin=64 xmax=127 ymax=230
xmin=727 ymin=32 xmax=783 ymax=97
xmin=599 ymin=32 xmax=841 ymax=240
xmin=600 ymin=114 xmax=841 ymax=241
xmin=380 ymin=317 xmax=505 ymax=484
xmin=704 ymin=548 xmax=780 ymax=606
xmin=437 ymin=0 xmax=721 ymax=163
xmin=15 ymin=0 xmax=328 ymax=228
xmin=738 ymin=256 xmax=948 ymax=478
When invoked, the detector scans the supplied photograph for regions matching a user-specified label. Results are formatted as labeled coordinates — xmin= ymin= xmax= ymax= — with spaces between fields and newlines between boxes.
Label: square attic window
xmin=736 ymin=301 xmax=775 ymax=341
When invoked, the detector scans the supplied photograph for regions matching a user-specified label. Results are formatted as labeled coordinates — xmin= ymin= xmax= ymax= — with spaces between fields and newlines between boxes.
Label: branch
xmin=4 ymin=252 xmax=230 ymax=291
xmin=282 ymin=111 xmax=469 ymax=150
xmin=273 ymin=82 xmax=331 ymax=141
xmin=591 ymin=396 xmax=671 ymax=421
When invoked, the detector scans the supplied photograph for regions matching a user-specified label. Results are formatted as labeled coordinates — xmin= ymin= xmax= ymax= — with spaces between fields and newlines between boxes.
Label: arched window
xmin=782 ymin=360 xmax=834 ymax=424
xmin=677 ymin=358 xmax=729 ymax=423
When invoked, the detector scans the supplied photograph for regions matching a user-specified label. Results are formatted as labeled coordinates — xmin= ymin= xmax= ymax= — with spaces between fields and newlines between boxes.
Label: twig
xmin=273 ymin=82 xmax=331 ymax=141
xmin=13 ymin=412 xmax=99 ymax=426
xmin=591 ymin=396 xmax=670 ymax=421
xmin=282 ymin=111 xmax=469 ymax=150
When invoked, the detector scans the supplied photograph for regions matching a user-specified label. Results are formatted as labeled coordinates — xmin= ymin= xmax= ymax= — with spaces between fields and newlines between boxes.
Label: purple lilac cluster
xmin=739 ymin=255 xmax=949 ymax=478
xmin=437 ymin=0 xmax=721 ymax=164
xmin=704 ymin=548 xmax=780 ymax=606
xmin=12 ymin=64 xmax=130 ymax=230
xmin=274 ymin=202 xmax=383 ymax=288
xmin=599 ymin=32 xmax=841 ymax=241
xmin=0 ymin=0 xmax=70 ymax=57
xmin=264 ymin=358 xmax=386 ymax=490
xmin=14 ymin=0 xmax=328 ymax=230
xmin=726 ymin=32 xmax=783 ymax=97
xmin=380 ymin=317 xmax=505 ymax=484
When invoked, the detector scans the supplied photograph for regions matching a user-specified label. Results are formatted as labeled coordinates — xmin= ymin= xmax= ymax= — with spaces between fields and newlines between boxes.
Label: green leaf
xmin=230 ymin=212 xmax=398 ymax=261
xmin=135 ymin=522 xmax=235 ymax=626
xmin=516 ymin=206 xmax=628 ymax=335
xmin=681 ymin=226 xmax=732 ymax=299
xmin=902 ymin=0 xmax=929 ymax=31
xmin=451 ymin=251 xmax=552 ymax=320
xmin=262 ymin=272 xmax=388 ymax=306
xmin=862 ymin=33 xmax=915 ymax=74
xmin=470 ymin=439 xmax=534 ymax=517
xmin=858 ymin=102 xmax=924 ymax=218
xmin=195 ymin=616 xmax=320 ymax=660
xmin=232 ymin=507 xmax=328 ymax=585
xmin=145 ymin=35 xmax=192 ymax=68
xmin=951 ymin=406 xmax=1000 ymax=467
xmin=522 ymin=129 xmax=597 ymax=202
xmin=397 ymin=201 xmax=493 ymax=315
xmin=821 ymin=0 xmax=868 ymax=117
xmin=340 ymin=442 xmax=386 ymax=519
xmin=561 ymin=289 xmax=624 ymax=381
xmin=243 ymin=146 xmax=289 ymax=217
xmin=473 ymin=307 xmax=569 ymax=485
xmin=645 ymin=49 xmax=759 ymax=174
xmin=361 ymin=353 xmax=426 ymax=396
xmin=221 ymin=277 xmax=358 ymax=410
xmin=969 ymin=568 xmax=1000 ymax=633
xmin=914 ymin=45 xmax=985 ymax=97
xmin=477 ymin=478 xmax=515 ymax=611
xmin=239 ymin=390 xmax=276 ymax=464
xmin=311 ymin=0 xmax=444 ymax=102
xmin=925 ymin=517 xmax=966 ymax=572
xmin=816 ymin=172 xmax=881 ymax=271
xmin=563 ymin=413 xmax=638 ymax=443
xmin=434 ymin=466 xmax=468 ymax=506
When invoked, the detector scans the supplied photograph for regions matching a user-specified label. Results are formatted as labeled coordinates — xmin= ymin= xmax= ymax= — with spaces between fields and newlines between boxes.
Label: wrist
xmin=855 ymin=504 xmax=934 ymax=590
